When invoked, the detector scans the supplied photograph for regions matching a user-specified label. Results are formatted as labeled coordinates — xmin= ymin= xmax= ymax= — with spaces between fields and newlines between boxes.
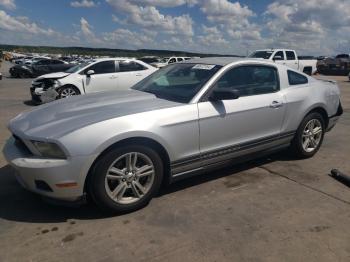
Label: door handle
xmin=109 ymin=75 xmax=118 ymax=79
xmin=270 ymin=101 xmax=284 ymax=108
xmin=135 ymin=73 xmax=142 ymax=76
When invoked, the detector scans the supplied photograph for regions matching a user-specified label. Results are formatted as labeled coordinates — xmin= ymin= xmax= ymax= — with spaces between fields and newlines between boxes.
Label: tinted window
xmin=86 ymin=61 xmax=115 ymax=74
xmin=216 ymin=66 xmax=279 ymax=96
xmin=119 ymin=61 xmax=146 ymax=72
xmin=177 ymin=58 xmax=184 ymax=62
xmin=132 ymin=63 xmax=222 ymax=103
xmin=286 ymin=51 xmax=296 ymax=60
xmin=168 ymin=58 xmax=176 ymax=64
xmin=249 ymin=51 xmax=274 ymax=59
xmin=274 ymin=51 xmax=284 ymax=60
xmin=288 ymin=70 xmax=308 ymax=85
xmin=51 ymin=60 xmax=64 ymax=64
xmin=35 ymin=60 xmax=50 ymax=65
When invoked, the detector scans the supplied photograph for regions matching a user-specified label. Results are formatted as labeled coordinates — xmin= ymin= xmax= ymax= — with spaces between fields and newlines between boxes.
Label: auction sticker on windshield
xmin=192 ymin=64 xmax=216 ymax=70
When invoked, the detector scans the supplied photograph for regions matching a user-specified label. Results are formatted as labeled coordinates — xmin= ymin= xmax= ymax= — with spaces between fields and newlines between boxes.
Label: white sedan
xmin=30 ymin=58 xmax=158 ymax=103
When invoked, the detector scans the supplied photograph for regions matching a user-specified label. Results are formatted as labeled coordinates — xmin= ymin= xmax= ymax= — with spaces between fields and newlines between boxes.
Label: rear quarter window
xmin=288 ymin=70 xmax=308 ymax=85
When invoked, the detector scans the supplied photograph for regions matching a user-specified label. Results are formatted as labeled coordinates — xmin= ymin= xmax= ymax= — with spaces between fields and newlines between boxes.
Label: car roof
xmin=93 ymin=57 xmax=136 ymax=62
xmin=182 ymin=57 xmax=258 ymax=66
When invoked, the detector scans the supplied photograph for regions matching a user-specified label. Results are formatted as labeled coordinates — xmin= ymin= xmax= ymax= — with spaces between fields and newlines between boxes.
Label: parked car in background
xmin=139 ymin=56 xmax=160 ymax=65
xmin=249 ymin=49 xmax=317 ymax=75
xmin=4 ymin=57 xmax=342 ymax=213
xmin=151 ymin=56 xmax=191 ymax=68
xmin=9 ymin=59 xmax=73 ymax=78
xmin=317 ymin=54 xmax=350 ymax=76
xmin=30 ymin=58 xmax=157 ymax=103
xmin=14 ymin=56 xmax=50 ymax=66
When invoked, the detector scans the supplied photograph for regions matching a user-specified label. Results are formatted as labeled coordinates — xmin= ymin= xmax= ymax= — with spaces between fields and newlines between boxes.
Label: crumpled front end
xmin=30 ymin=78 xmax=60 ymax=104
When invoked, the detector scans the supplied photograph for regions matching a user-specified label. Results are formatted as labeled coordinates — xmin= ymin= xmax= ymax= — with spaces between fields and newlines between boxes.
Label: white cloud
xmin=71 ymin=0 xmax=98 ymax=8
xmin=124 ymin=0 xmax=197 ymax=8
xmin=103 ymin=28 xmax=154 ymax=48
xmin=78 ymin=17 xmax=103 ymax=44
xmin=106 ymin=0 xmax=194 ymax=36
xmin=0 ymin=10 xmax=56 ymax=35
xmin=264 ymin=0 xmax=350 ymax=55
xmin=200 ymin=0 xmax=253 ymax=23
xmin=0 ymin=0 xmax=15 ymax=10
xmin=197 ymin=25 xmax=229 ymax=47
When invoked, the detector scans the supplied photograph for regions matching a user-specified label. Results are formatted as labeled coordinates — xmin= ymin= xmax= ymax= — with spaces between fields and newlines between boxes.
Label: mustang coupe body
xmin=3 ymin=58 xmax=342 ymax=213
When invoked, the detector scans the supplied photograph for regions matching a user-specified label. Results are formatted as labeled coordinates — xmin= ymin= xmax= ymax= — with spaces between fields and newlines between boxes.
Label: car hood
xmin=9 ymin=89 xmax=181 ymax=139
xmin=35 ymin=72 xmax=70 ymax=81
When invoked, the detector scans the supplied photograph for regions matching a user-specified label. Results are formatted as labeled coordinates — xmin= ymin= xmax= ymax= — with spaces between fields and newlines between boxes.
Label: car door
xmin=48 ymin=60 xmax=65 ymax=73
xmin=115 ymin=61 xmax=151 ymax=89
xmin=83 ymin=60 xmax=117 ymax=93
xmin=33 ymin=60 xmax=51 ymax=75
xmin=198 ymin=65 xmax=286 ymax=166
xmin=285 ymin=51 xmax=299 ymax=70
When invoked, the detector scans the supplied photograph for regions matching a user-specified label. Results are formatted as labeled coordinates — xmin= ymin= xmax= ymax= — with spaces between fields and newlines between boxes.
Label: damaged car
xmin=30 ymin=58 xmax=157 ymax=103
xmin=317 ymin=54 xmax=350 ymax=76
xmin=10 ymin=59 xmax=73 ymax=78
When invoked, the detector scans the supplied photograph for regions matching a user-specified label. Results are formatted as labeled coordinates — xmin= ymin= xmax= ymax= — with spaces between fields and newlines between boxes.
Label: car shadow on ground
xmin=23 ymin=100 xmax=39 ymax=106
xmin=0 ymin=151 xmax=298 ymax=223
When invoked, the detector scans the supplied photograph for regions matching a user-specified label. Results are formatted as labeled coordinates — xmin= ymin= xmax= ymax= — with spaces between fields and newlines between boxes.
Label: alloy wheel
xmin=302 ymin=119 xmax=323 ymax=153
xmin=60 ymin=87 xmax=77 ymax=98
xmin=104 ymin=152 xmax=155 ymax=204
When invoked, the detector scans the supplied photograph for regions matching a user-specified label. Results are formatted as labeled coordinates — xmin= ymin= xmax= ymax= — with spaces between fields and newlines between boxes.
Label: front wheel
xmin=88 ymin=145 xmax=164 ymax=213
xmin=291 ymin=112 xmax=325 ymax=158
xmin=58 ymin=86 xmax=80 ymax=99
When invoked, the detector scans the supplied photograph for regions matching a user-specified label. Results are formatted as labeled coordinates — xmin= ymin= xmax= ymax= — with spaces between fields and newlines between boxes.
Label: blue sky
xmin=0 ymin=0 xmax=349 ymax=56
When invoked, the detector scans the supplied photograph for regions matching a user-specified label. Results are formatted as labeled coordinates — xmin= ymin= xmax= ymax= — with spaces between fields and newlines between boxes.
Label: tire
xmin=88 ymin=145 xmax=164 ymax=214
xmin=291 ymin=112 xmax=325 ymax=158
xmin=19 ymin=71 xmax=29 ymax=78
xmin=58 ymin=85 xmax=80 ymax=99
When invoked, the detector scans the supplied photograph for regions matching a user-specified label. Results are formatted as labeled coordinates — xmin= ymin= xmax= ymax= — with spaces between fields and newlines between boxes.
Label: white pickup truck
xmin=248 ymin=49 xmax=317 ymax=75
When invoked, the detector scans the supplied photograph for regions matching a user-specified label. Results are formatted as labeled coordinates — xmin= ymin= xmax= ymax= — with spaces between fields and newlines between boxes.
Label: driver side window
xmin=215 ymin=66 xmax=280 ymax=97
xmin=168 ymin=58 xmax=176 ymax=64
xmin=85 ymin=61 xmax=116 ymax=74
xmin=273 ymin=51 xmax=285 ymax=61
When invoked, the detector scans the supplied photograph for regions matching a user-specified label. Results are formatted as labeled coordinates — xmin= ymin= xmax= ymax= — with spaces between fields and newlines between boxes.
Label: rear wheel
xmin=88 ymin=145 xmax=163 ymax=213
xmin=19 ymin=72 xmax=29 ymax=78
xmin=291 ymin=112 xmax=325 ymax=158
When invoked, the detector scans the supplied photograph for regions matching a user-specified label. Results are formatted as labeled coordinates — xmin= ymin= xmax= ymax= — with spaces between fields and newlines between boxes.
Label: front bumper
xmin=30 ymin=86 xmax=42 ymax=103
xmin=3 ymin=137 xmax=96 ymax=202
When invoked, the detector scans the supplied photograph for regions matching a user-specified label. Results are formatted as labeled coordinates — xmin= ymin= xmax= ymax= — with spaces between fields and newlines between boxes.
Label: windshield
xmin=65 ymin=62 xmax=92 ymax=73
xmin=132 ymin=63 xmax=222 ymax=103
xmin=159 ymin=57 xmax=170 ymax=63
xmin=248 ymin=51 xmax=274 ymax=59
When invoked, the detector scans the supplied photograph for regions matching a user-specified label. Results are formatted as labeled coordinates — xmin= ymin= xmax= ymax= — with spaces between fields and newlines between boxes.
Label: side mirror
xmin=209 ymin=89 xmax=240 ymax=101
xmin=86 ymin=69 xmax=95 ymax=76
xmin=273 ymin=55 xmax=283 ymax=61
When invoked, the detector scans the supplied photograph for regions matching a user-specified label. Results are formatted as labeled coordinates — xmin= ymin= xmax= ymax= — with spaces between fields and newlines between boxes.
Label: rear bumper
xmin=327 ymin=101 xmax=343 ymax=132
xmin=3 ymin=137 xmax=96 ymax=202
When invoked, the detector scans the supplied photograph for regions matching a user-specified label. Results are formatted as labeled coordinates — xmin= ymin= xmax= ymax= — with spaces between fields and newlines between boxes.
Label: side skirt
xmin=169 ymin=143 xmax=290 ymax=183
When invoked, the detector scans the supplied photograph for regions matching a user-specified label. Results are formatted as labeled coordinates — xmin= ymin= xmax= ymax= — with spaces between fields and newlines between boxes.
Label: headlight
xmin=32 ymin=141 xmax=66 ymax=159
xmin=52 ymin=80 xmax=62 ymax=88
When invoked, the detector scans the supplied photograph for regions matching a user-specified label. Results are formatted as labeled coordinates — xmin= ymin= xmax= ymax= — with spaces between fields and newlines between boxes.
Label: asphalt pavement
xmin=0 ymin=61 xmax=349 ymax=262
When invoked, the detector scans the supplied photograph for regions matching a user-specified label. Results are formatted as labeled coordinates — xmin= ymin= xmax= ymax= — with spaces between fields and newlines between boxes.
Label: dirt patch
xmin=62 ymin=232 xmax=84 ymax=243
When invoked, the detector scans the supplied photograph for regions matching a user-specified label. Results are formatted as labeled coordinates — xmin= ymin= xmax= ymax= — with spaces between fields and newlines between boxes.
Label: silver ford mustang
xmin=3 ymin=58 xmax=342 ymax=213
